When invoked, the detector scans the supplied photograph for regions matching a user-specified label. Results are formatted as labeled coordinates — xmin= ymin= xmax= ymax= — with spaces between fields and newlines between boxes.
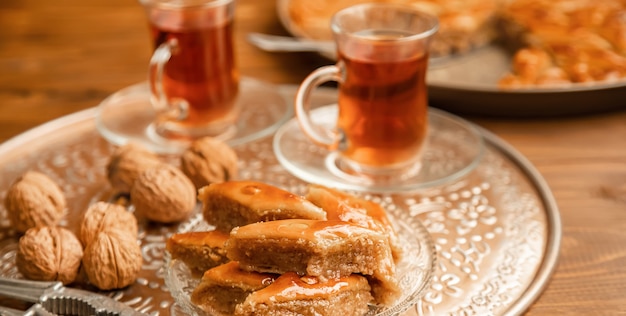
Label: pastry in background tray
xmin=281 ymin=0 xmax=626 ymax=89
xmin=280 ymin=0 xmax=499 ymax=57
xmin=498 ymin=0 xmax=626 ymax=88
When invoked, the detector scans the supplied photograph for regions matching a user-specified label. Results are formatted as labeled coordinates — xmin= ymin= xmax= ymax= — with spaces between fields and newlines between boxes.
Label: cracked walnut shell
xmin=79 ymin=201 xmax=138 ymax=246
xmin=106 ymin=143 xmax=162 ymax=193
xmin=180 ymin=136 xmax=238 ymax=190
xmin=17 ymin=226 xmax=83 ymax=285
xmin=4 ymin=171 xmax=66 ymax=233
xmin=130 ymin=163 xmax=196 ymax=223
xmin=82 ymin=230 xmax=143 ymax=290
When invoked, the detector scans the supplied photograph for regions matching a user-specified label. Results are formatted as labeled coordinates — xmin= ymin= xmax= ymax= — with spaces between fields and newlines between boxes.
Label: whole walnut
xmin=79 ymin=201 xmax=138 ymax=246
xmin=130 ymin=163 xmax=196 ymax=223
xmin=4 ymin=171 xmax=66 ymax=233
xmin=17 ymin=226 xmax=83 ymax=285
xmin=82 ymin=230 xmax=142 ymax=290
xmin=106 ymin=143 xmax=162 ymax=193
xmin=180 ymin=136 xmax=238 ymax=189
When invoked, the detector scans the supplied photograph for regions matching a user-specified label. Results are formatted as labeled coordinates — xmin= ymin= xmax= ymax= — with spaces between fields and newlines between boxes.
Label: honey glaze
xmin=248 ymin=272 xmax=370 ymax=302
xmin=201 ymin=261 xmax=277 ymax=289
xmin=231 ymin=219 xmax=386 ymax=242
xmin=167 ymin=230 xmax=229 ymax=248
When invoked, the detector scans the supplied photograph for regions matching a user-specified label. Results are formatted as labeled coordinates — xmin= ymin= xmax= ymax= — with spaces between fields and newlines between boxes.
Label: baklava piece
xmin=198 ymin=181 xmax=326 ymax=232
xmin=166 ymin=230 xmax=230 ymax=275
xmin=191 ymin=261 xmax=277 ymax=315
xmin=226 ymin=219 xmax=400 ymax=305
xmin=235 ymin=272 xmax=373 ymax=316
xmin=305 ymin=184 xmax=402 ymax=260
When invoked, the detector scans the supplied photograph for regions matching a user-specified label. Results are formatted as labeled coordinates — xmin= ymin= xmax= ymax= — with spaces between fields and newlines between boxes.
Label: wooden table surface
xmin=2 ymin=0 xmax=626 ymax=315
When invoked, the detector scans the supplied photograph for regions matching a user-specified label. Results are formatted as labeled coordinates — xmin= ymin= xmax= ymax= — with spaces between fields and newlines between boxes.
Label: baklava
xmin=198 ymin=181 xmax=326 ymax=232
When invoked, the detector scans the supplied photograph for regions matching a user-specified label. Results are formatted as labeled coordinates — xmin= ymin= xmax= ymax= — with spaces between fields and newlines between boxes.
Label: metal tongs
xmin=0 ymin=277 xmax=145 ymax=316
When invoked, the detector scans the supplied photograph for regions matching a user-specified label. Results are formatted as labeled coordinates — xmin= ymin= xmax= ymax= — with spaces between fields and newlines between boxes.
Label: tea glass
xmin=96 ymin=0 xmax=289 ymax=153
xmin=295 ymin=3 xmax=439 ymax=180
xmin=145 ymin=0 xmax=239 ymax=140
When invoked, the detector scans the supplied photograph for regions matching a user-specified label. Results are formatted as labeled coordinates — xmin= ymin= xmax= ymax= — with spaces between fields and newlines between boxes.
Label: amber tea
xmin=295 ymin=3 xmax=438 ymax=177
xmin=337 ymin=30 xmax=429 ymax=168
xmin=146 ymin=0 xmax=239 ymax=138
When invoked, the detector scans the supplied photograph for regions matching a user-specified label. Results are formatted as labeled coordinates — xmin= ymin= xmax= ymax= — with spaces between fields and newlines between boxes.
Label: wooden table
xmin=1 ymin=0 xmax=626 ymax=314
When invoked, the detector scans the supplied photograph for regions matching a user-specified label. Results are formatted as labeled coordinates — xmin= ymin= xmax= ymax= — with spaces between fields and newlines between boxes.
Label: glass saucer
xmin=96 ymin=77 xmax=291 ymax=154
xmin=273 ymin=105 xmax=484 ymax=193
xmin=164 ymin=206 xmax=436 ymax=316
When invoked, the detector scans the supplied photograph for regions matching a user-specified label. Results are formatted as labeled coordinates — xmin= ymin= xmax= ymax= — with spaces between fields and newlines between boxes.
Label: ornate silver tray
xmin=0 ymin=85 xmax=560 ymax=315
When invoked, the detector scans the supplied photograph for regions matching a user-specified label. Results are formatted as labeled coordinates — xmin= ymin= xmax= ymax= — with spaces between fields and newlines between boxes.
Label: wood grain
xmin=1 ymin=0 xmax=626 ymax=314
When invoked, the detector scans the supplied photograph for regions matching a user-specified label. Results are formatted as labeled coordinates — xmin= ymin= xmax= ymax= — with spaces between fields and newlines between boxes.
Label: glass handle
xmin=148 ymin=38 xmax=188 ymax=120
xmin=294 ymin=64 xmax=343 ymax=150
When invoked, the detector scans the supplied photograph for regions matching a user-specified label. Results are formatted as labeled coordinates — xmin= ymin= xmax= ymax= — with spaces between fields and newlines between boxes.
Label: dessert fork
xmin=0 ymin=277 xmax=145 ymax=315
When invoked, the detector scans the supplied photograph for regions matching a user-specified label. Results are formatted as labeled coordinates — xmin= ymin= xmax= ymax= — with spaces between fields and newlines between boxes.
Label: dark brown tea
xmin=337 ymin=30 xmax=429 ymax=169
xmin=148 ymin=5 xmax=239 ymax=134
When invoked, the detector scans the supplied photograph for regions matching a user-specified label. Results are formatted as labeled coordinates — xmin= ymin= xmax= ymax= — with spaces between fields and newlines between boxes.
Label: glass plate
xmin=274 ymin=105 xmax=484 ymax=193
xmin=96 ymin=76 xmax=292 ymax=154
xmin=164 ymin=207 xmax=436 ymax=316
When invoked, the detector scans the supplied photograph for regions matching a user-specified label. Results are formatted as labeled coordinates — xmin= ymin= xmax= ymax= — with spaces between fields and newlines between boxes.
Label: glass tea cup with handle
xmin=97 ymin=0 xmax=291 ymax=154
xmin=96 ymin=0 xmax=239 ymax=150
xmin=144 ymin=0 xmax=239 ymax=141
xmin=295 ymin=3 xmax=439 ymax=180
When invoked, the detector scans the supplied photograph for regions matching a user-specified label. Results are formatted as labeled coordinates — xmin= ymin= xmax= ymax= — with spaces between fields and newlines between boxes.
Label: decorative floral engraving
xmin=0 ymin=113 xmax=550 ymax=316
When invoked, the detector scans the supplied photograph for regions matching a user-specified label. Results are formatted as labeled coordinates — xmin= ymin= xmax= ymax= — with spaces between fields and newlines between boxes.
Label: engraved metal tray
xmin=0 ymin=85 xmax=560 ymax=315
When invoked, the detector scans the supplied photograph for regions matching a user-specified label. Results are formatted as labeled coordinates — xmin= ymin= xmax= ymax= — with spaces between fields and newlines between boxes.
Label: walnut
xmin=180 ymin=136 xmax=238 ymax=190
xmin=130 ymin=163 xmax=196 ymax=223
xmin=79 ymin=201 xmax=138 ymax=246
xmin=16 ymin=226 xmax=83 ymax=285
xmin=106 ymin=143 xmax=162 ymax=193
xmin=82 ymin=230 xmax=142 ymax=290
xmin=4 ymin=171 xmax=66 ymax=233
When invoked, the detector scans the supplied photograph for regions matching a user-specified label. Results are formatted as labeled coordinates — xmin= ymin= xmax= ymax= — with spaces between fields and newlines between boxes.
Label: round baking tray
xmin=276 ymin=0 xmax=626 ymax=118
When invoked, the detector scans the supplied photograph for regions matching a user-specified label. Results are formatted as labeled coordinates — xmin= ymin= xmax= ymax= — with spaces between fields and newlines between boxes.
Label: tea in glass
xmin=144 ymin=0 xmax=239 ymax=139
xmin=295 ymin=3 xmax=438 ymax=177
